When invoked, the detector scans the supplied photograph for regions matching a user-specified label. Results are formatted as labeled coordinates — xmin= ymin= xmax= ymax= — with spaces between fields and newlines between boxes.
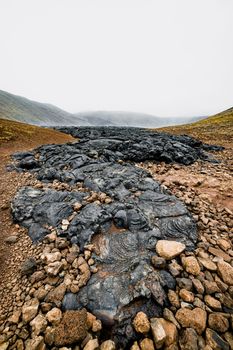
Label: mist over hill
xmin=73 ymin=111 xmax=204 ymax=127
xmin=0 ymin=89 xmax=204 ymax=127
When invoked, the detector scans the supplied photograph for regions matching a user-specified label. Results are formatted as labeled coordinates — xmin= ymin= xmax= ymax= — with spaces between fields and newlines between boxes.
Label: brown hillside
xmin=157 ymin=108 xmax=233 ymax=147
xmin=0 ymin=118 xmax=74 ymax=155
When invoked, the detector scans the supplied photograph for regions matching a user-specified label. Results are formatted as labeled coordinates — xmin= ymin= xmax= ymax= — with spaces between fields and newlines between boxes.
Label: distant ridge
xmin=73 ymin=111 xmax=202 ymax=127
xmin=0 ymin=89 xmax=209 ymax=127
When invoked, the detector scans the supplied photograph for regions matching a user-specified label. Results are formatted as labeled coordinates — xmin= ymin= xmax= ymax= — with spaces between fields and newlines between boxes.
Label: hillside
xmin=0 ymin=118 xmax=74 ymax=154
xmin=157 ymin=107 xmax=233 ymax=146
xmin=0 ymin=90 xmax=87 ymax=126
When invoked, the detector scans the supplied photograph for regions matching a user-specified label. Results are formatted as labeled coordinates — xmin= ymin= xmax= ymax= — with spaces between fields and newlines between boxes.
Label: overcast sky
xmin=0 ymin=0 xmax=232 ymax=117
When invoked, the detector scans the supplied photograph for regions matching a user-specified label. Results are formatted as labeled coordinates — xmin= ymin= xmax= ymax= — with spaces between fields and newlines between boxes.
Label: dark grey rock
xmin=21 ymin=257 xmax=37 ymax=276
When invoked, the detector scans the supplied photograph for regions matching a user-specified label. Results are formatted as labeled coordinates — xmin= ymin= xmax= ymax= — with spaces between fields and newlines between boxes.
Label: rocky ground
xmin=0 ymin=124 xmax=232 ymax=350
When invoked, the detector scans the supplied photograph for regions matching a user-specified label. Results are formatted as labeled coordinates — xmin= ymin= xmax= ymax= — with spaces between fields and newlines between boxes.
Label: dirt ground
xmin=0 ymin=120 xmax=74 ymax=320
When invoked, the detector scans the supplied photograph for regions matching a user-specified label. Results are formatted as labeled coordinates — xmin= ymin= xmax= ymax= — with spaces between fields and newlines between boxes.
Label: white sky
xmin=0 ymin=0 xmax=232 ymax=117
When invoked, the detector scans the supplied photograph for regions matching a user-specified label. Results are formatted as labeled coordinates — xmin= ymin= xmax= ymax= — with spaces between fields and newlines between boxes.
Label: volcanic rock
xmin=54 ymin=309 xmax=88 ymax=346
xmin=21 ymin=257 xmax=37 ymax=276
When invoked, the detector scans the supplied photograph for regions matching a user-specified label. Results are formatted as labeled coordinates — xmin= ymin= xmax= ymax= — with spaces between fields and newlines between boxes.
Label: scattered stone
xmin=192 ymin=279 xmax=204 ymax=294
xmin=45 ymin=261 xmax=63 ymax=276
xmin=158 ymin=318 xmax=178 ymax=347
xmin=92 ymin=319 xmax=102 ymax=332
xmin=30 ymin=271 xmax=45 ymax=284
xmin=204 ymin=280 xmax=220 ymax=294
xmin=46 ymin=307 xmax=62 ymax=325
xmin=175 ymin=307 xmax=207 ymax=334
xmin=198 ymin=257 xmax=217 ymax=271
xmin=25 ymin=335 xmax=46 ymax=350
xmin=208 ymin=247 xmax=231 ymax=262
xmin=0 ymin=342 xmax=9 ymax=350
xmin=44 ymin=326 xmax=55 ymax=346
xmin=224 ymin=332 xmax=233 ymax=350
xmin=217 ymin=261 xmax=233 ymax=285
xmin=168 ymin=260 xmax=183 ymax=277
xmin=100 ymin=340 xmax=116 ymax=350
xmin=177 ymin=278 xmax=193 ymax=291
xmin=208 ymin=313 xmax=229 ymax=333
xmin=151 ymin=256 xmax=166 ymax=269
xmin=179 ymin=328 xmax=198 ymax=350
xmin=179 ymin=289 xmax=194 ymax=303
xmin=83 ymin=339 xmax=99 ymax=350
xmin=130 ymin=342 xmax=141 ymax=350
xmin=150 ymin=318 xmax=166 ymax=348
xmin=217 ymin=239 xmax=231 ymax=251
xmin=30 ymin=314 xmax=47 ymax=335
xmin=204 ymin=295 xmax=222 ymax=311
xmin=42 ymin=251 xmax=61 ymax=264
xmin=182 ymin=256 xmax=201 ymax=276
xmin=8 ymin=310 xmax=21 ymax=324
xmin=156 ymin=240 xmax=186 ymax=260
xmin=45 ymin=283 xmax=66 ymax=307
xmin=168 ymin=290 xmax=180 ymax=308
xmin=163 ymin=308 xmax=181 ymax=329
xmin=4 ymin=235 xmax=18 ymax=244
xmin=140 ymin=338 xmax=155 ymax=350
xmin=133 ymin=312 xmax=150 ymax=334
xmin=22 ymin=298 xmax=39 ymax=323
xmin=205 ymin=328 xmax=230 ymax=350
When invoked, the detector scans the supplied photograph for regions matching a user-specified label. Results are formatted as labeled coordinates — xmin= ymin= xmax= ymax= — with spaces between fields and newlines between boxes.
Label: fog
xmin=0 ymin=0 xmax=232 ymax=118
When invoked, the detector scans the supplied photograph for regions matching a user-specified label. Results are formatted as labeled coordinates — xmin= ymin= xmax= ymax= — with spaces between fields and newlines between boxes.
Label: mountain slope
xmin=0 ymin=90 xmax=87 ymax=126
